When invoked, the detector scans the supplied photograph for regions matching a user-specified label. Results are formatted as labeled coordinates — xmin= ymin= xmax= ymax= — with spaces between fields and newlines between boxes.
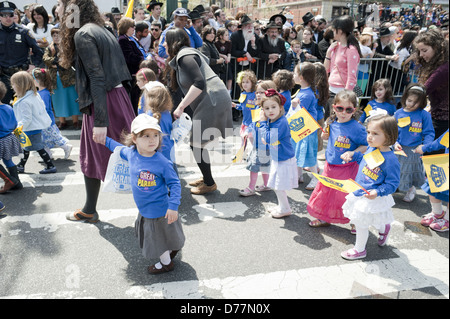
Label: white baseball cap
xmin=131 ymin=114 xmax=162 ymax=134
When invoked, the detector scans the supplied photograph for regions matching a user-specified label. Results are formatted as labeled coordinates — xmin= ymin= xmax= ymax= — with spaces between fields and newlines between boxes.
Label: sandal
xmin=239 ymin=187 xmax=256 ymax=197
xmin=309 ymin=219 xmax=330 ymax=227
xmin=350 ymin=224 xmax=356 ymax=234
xmin=255 ymin=185 xmax=271 ymax=192
xmin=377 ymin=224 xmax=391 ymax=247
xmin=66 ymin=209 xmax=99 ymax=223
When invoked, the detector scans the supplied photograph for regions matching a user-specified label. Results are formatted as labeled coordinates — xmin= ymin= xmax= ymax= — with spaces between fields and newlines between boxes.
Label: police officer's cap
xmin=0 ymin=1 xmax=17 ymax=12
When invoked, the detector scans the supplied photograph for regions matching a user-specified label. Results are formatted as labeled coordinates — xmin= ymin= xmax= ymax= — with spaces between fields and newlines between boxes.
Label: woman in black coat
xmin=199 ymin=25 xmax=225 ymax=75
xmin=118 ymin=17 xmax=145 ymax=114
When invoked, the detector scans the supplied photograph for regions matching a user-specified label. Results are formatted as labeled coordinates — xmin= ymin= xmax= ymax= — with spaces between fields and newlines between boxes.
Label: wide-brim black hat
xmin=147 ymin=0 xmax=163 ymax=11
xmin=302 ymin=12 xmax=314 ymax=25
xmin=111 ymin=7 xmax=121 ymax=14
xmin=238 ymin=14 xmax=254 ymax=28
xmin=189 ymin=10 xmax=202 ymax=21
xmin=264 ymin=21 xmax=282 ymax=31
xmin=379 ymin=26 xmax=393 ymax=37
xmin=269 ymin=14 xmax=286 ymax=26
xmin=192 ymin=4 xmax=206 ymax=15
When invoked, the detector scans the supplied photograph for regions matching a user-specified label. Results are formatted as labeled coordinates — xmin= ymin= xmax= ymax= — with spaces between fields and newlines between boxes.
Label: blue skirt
xmin=397 ymin=145 xmax=426 ymax=192
xmin=292 ymin=133 xmax=318 ymax=168
xmin=51 ymin=73 xmax=81 ymax=118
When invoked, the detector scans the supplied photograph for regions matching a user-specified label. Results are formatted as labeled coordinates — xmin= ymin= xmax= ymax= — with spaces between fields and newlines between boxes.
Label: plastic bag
xmin=171 ymin=113 xmax=192 ymax=144
xmin=102 ymin=146 xmax=132 ymax=194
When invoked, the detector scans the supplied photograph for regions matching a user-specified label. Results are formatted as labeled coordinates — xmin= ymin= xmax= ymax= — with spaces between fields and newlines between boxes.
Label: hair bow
xmin=264 ymin=89 xmax=286 ymax=106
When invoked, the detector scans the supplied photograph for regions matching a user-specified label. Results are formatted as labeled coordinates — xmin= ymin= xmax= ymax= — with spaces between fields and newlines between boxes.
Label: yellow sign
xmin=364 ymin=103 xmax=373 ymax=116
xmin=311 ymin=172 xmax=369 ymax=194
xmin=288 ymin=107 xmax=322 ymax=143
xmin=397 ymin=116 xmax=411 ymax=128
xmin=422 ymin=154 xmax=449 ymax=193
xmin=364 ymin=148 xmax=385 ymax=170
xmin=238 ymin=93 xmax=246 ymax=103
xmin=440 ymin=131 xmax=449 ymax=149
xmin=251 ymin=108 xmax=261 ymax=122
xmin=14 ymin=125 xmax=32 ymax=148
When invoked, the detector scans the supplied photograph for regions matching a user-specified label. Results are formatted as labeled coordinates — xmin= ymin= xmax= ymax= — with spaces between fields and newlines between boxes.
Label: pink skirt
xmin=79 ymin=87 xmax=135 ymax=181
xmin=306 ymin=160 xmax=359 ymax=224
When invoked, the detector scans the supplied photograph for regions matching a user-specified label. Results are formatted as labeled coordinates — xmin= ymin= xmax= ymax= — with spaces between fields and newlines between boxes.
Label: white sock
xmin=160 ymin=250 xmax=171 ymax=265
xmin=431 ymin=202 xmax=443 ymax=215
xmin=354 ymin=225 xmax=369 ymax=253
xmin=298 ymin=167 xmax=303 ymax=181
xmin=275 ymin=190 xmax=290 ymax=213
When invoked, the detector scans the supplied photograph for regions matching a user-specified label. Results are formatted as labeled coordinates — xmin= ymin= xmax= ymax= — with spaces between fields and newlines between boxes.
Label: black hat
xmin=379 ymin=26 xmax=393 ymax=37
xmin=302 ymin=12 xmax=314 ymax=25
xmin=0 ymin=1 xmax=16 ymax=12
xmin=192 ymin=4 xmax=206 ymax=15
xmin=357 ymin=18 xmax=366 ymax=29
xmin=147 ymin=0 xmax=163 ymax=12
xmin=264 ymin=21 xmax=282 ymax=31
xmin=111 ymin=7 xmax=120 ymax=14
xmin=188 ymin=10 xmax=202 ymax=21
xmin=269 ymin=14 xmax=286 ymax=26
xmin=238 ymin=14 xmax=254 ymax=28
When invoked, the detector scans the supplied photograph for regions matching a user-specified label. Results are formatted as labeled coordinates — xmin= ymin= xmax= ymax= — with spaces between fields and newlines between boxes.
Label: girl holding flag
xmin=340 ymin=114 xmax=401 ymax=260
xmin=307 ymin=90 xmax=367 ymax=230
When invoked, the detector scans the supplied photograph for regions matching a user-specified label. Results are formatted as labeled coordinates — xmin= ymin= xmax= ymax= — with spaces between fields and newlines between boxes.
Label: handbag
xmin=102 ymin=146 xmax=132 ymax=194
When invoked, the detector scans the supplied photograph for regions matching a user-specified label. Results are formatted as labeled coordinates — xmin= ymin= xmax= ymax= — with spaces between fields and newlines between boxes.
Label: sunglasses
xmin=0 ymin=12 xmax=14 ymax=18
xmin=151 ymin=28 xmax=160 ymax=31
xmin=333 ymin=105 xmax=355 ymax=114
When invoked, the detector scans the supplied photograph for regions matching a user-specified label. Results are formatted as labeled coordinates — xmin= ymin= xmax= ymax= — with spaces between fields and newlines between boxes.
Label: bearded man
xmin=259 ymin=21 xmax=286 ymax=79
xmin=230 ymin=15 xmax=260 ymax=68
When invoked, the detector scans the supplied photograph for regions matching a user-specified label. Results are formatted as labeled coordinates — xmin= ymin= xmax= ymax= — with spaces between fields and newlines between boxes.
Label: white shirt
xmin=26 ymin=23 xmax=54 ymax=44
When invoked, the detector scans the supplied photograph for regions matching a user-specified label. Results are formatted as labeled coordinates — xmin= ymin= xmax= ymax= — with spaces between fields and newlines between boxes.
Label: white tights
xmin=354 ymin=224 xmax=386 ymax=252
xmin=275 ymin=190 xmax=291 ymax=213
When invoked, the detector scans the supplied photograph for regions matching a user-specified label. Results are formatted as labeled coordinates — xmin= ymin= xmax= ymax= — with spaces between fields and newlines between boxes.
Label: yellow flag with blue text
xmin=311 ymin=172 xmax=369 ymax=194
xmin=288 ymin=108 xmax=322 ymax=143
xmin=14 ymin=126 xmax=32 ymax=148
xmin=422 ymin=154 xmax=449 ymax=193
xmin=125 ymin=0 xmax=135 ymax=18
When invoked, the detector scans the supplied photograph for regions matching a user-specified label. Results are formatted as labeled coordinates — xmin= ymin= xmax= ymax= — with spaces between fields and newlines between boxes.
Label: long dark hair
xmin=332 ymin=15 xmax=362 ymax=57
xmin=397 ymin=31 xmax=417 ymax=51
xmin=31 ymin=5 xmax=50 ymax=33
xmin=165 ymin=28 xmax=191 ymax=92
xmin=59 ymin=0 xmax=105 ymax=69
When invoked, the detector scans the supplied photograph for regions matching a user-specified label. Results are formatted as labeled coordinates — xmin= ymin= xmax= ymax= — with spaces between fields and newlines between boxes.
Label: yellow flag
xmin=440 ymin=131 xmax=449 ymax=149
xmin=14 ymin=125 xmax=32 ymax=148
xmin=125 ymin=0 xmax=135 ymax=18
xmin=288 ymin=107 xmax=322 ymax=143
xmin=232 ymin=136 xmax=248 ymax=164
xmin=422 ymin=154 xmax=449 ymax=192
xmin=364 ymin=148 xmax=385 ymax=169
xmin=311 ymin=172 xmax=369 ymax=194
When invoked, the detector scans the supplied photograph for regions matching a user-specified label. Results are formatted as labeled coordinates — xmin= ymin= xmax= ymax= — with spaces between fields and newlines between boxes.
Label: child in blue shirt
xmin=232 ymin=70 xmax=258 ymax=145
xmin=307 ymin=90 xmax=367 ymax=230
xmin=272 ymin=69 xmax=295 ymax=114
xmin=341 ymin=114 xmax=401 ymax=260
xmin=32 ymin=68 xmax=73 ymax=160
xmin=258 ymin=89 xmax=298 ymax=218
xmin=415 ymin=129 xmax=449 ymax=232
xmin=394 ymin=84 xmax=435 ymax=203
xmin=290 ymin=62 xmax=319 ymax=190
xmin=360 ymin=79 xmax=397 ymax=123
xmin=100 ymin=114 xmax=184 ymax=274
xmin=0 ymin=82 xmax=22 ymax=193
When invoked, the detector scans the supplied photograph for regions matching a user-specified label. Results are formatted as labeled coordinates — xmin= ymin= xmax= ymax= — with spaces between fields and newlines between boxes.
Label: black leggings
xmin=190 ymin=146 xmax=215 ymax=186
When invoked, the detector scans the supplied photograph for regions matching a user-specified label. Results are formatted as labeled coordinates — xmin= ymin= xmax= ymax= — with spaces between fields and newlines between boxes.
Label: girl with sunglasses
xmin=307 ymin=90 xmax=367 ymax=230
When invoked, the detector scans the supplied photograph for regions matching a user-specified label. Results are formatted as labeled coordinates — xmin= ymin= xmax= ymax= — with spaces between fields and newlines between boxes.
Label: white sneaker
xmin=305 ymin=176 xmax=318 ymax=190
xmin=62 ymin=144 xmax=73 ymax=159
xmin=402 ymin=186 xmax=416 ymax=202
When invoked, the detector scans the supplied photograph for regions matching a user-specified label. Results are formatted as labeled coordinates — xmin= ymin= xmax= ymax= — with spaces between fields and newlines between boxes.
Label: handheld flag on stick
xmin=125 ymin=0 xmax=135 ymax=18
xmin=422 ymin=154 xmax=449 ymax=193
xmin=288 ymin=108 xmax=325 ymax=143
xmin=311 ymin=172 xmax=370 ymax=195
xmin=14 ymin=125 xmax=32 ymax=148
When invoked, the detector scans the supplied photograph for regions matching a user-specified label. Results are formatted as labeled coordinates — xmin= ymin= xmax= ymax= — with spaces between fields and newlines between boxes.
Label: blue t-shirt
xmin=38 ymin=88 xmax=55 ymax=125
xmin=0 ymin=104 xmax=17 ymax=139
xmin=360 ymin=99 xmax=397 ymax=123
xmin=145 ymin=110 xmax=174 ymax=162
xmin=295 ymin=87 xmax=318 ymax=120
xmin=326 ymin=119 xmax=368 ymax=165
xmin=105 ymin=137 xmax=181 ymax=219
xmin=258 ymin=116 xmax=295 ymax=162
xmin=235 ymin=91 xmax=258 ymax=127
xmin=352 ymin=147 xmax=401 ymax=197
xmin=280 ymin=90 xmax=291 ymax=115
xmin=394 ymin=108 xmax=435 ymax=147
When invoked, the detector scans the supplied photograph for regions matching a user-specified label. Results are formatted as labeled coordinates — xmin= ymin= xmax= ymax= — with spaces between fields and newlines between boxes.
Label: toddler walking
xmin=341 ymin=114 xmax=400 ymax=260
xmin=259 ymin=89 xmax=298 ymax=218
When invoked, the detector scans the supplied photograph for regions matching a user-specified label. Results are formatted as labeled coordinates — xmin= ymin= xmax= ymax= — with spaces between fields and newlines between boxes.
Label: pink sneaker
xmin=429 ymin=219 xmax=449 ymax=232
xmin=341 ymin=248 xmax=367 ymax=260
xmin=421 ymin=211 xmax=445 ymax=227
xmin=378 ymin=224 xmax=391 ymax=246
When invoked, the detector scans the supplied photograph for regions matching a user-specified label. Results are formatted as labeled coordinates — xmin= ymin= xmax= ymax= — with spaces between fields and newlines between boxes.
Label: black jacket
xmin=74 ymin=23 xmax=132 ymax=126
xmin=230 ymin=30 xmax=260 ymax=58
xmin=118 ymin=34 xmax=145 ymax=76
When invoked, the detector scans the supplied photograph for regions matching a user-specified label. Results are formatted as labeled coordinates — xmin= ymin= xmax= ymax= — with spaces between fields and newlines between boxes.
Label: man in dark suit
xmin=259 ymin=21 xmax=286 ymax=79
xmin=230 ymin=15 xmax=260 ymax=69
xmin=146 ymin=0 xmax=166 ymax=30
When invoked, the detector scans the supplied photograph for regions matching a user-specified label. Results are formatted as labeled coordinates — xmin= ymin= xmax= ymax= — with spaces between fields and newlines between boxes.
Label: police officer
xmin=0 ymin=1 xmax=43 ymax=104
